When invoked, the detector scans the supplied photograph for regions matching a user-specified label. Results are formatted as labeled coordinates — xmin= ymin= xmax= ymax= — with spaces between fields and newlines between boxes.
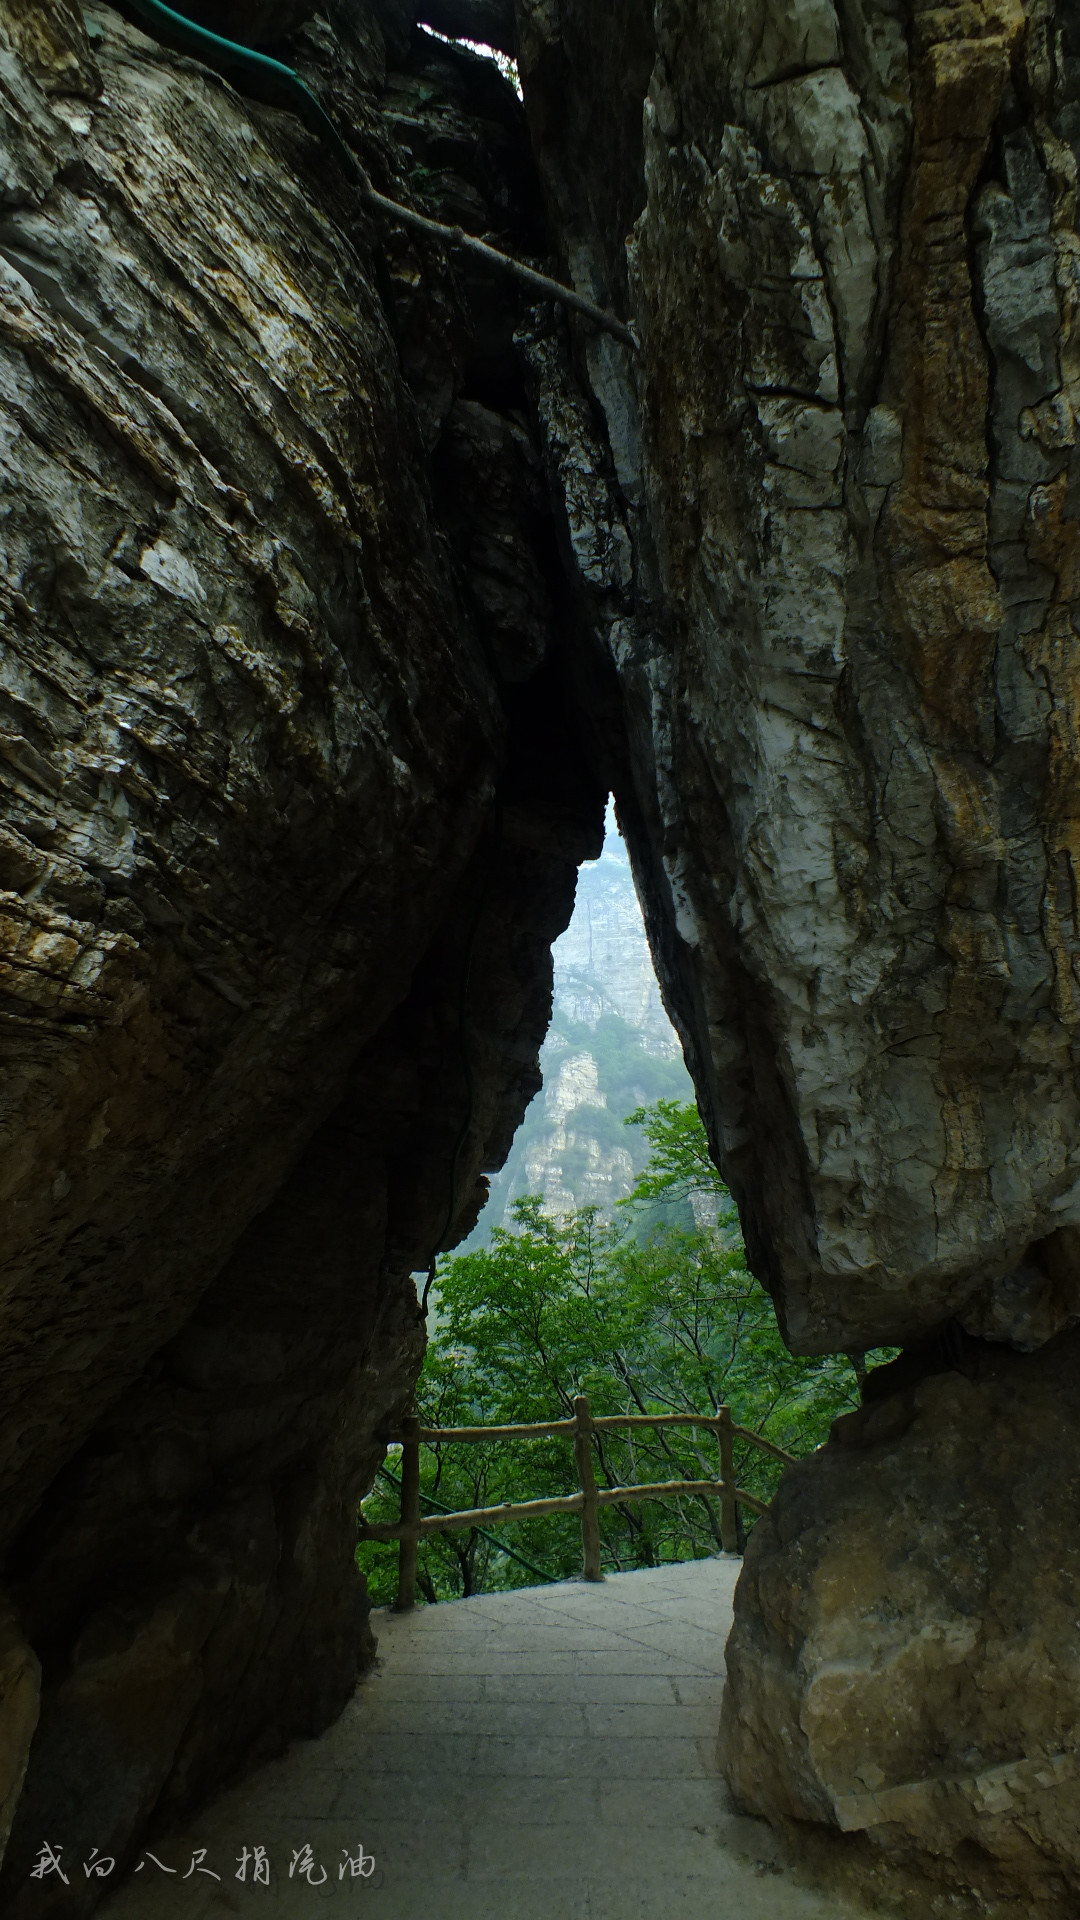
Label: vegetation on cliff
xmin=359 ymin=1100 xmax=882 ymax=1603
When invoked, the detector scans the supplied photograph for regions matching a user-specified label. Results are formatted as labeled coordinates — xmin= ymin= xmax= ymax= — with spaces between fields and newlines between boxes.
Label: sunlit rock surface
xmin=519 ymin=0 xmax=1080 ymax=1357
xmin=512 ymin=0 xmax=1080 ymax=1912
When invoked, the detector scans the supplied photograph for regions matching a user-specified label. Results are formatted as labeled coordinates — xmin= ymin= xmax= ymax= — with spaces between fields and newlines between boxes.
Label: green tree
xmin=358 ymin=1100 xmax=889 ymax=1603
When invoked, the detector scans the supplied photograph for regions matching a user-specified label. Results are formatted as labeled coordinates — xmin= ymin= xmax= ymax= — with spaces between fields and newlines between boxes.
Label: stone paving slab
xmin=98 ymin=1556 xmax=870 ymax=1920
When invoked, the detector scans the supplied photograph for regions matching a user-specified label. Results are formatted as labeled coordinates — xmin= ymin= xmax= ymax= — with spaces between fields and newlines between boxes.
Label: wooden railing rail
xmin=380 ymin=1413 xmax=798 ymax=1462
xmin=729 ymin=1425 xmax=798 ymax=1467
xmin=361 ymin=1394 xmax=795 ymax=1610
xmin=400 ymin=1419 xmax=578 ymax=1443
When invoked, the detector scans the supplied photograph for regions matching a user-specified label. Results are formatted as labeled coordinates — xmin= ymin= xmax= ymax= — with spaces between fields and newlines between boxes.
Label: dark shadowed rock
xmin=517 ymin=0 xmax=1080 ymax=1356
xmin=0 ymin=1605 xmax=38 ymax=1869
xmin=513 ymin=0 xmax=1080 ymax=1912
xmin=176 ymin=0 xmax=318 ymax=41
xmin=7 ymin=0 xmax=1080 ymax=1911
xmin=0 ymin=0 xmax=599 ymax=1899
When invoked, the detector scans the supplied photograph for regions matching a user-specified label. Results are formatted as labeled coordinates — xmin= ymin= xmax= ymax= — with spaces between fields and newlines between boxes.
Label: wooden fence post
xmin=716 ymin=1406 xmax=739 ymax=1554
xmin=573 ymin=1394 xmax=603 ymax=1582
xmin=394 ymin=1413 xmax=422 ymax=1611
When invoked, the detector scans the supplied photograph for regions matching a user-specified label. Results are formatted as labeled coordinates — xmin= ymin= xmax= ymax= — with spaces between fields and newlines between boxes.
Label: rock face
xmin=721 ymin=1330 xmax=1080 ymax=1920
xmin=515 ymin=1049 xmax=636 ymax=1217
xmin=1 ymin=0 xmax=494 ymax=1565
xmin=0 ymin=1608 xmax=37 ymax=1872
xmin=471 ymin=821 xmax=692 ymax=1231
xmin=0 ymin=0 xmax=600 ymax=1903
xmin=510 ymin=0 xmax=1080 ymax=1913
xmin=6 ymin=0 xmax=1080 ymax=1912
xmin=518 ymin=0 xmax=1080 ymax=1357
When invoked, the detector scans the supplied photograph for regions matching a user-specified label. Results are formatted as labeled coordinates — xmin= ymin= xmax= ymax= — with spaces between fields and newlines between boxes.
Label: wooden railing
xmin=360 ymin=1394 xmax=797 ymax=1610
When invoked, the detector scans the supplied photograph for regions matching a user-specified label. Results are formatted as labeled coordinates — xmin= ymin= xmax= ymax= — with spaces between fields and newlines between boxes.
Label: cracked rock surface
xmin=0 ymin=0 xmax=600 ymax=1904
xmin=6 ymin=0 xmax=1080 ymax=1913
xmin=721 ymin=1328 xmax=1080 ymax=1919
xmin=514 ymin=0 xmax=1080 ymax=1913
xmin=520 ymin=0 xmax=1080 ymax=1355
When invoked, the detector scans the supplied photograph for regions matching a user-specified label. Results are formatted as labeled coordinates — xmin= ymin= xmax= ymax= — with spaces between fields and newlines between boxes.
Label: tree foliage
xmin=358 ymin=1100 xmax=889 ymax=1604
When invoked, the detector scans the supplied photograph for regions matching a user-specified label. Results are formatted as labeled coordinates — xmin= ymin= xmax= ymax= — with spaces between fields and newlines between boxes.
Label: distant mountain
xmin=467 ymin=812 xmax=693 ymax=1243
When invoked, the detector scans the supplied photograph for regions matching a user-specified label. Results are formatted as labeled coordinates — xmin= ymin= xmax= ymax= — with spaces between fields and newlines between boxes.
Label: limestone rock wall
xmin=8 ymin=0 xmax=1080 ymax=1911
xmin=518 ymin=0 xmax=1080 ymax=1357
xmin=512 ymin=2 xmax=1080 ymax=1915
xmin=721 ymin=1329 xmax=1080 ymax=1920
xmin=0 ymin=0 xmax=601 ymax=1902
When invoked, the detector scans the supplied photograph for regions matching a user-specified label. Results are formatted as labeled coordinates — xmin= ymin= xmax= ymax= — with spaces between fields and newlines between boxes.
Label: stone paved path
xmin=103 ymin=1557 xmax=866 ymax=1920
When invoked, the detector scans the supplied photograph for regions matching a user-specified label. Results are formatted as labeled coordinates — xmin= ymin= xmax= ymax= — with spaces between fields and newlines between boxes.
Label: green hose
xmin=122 ymin=0 xmax=365 ymax=183
xmin=114 ymin=0 xmax=639 ymax=347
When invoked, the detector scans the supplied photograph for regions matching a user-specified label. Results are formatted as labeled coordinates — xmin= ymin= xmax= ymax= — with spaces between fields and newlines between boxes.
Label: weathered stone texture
xmin=513 ymin=1 xmax=1080 ymax=1912
xmin=520 ymin=0 xmax=1080 ymax=1357
xmin=0 ymin=0 xmax=497 ymax=1543
xmin=721 ymin=1332 xmax=1080 ymax=1920
xmin=8 ymin=0 xmax=1080 ymax=1910
xmin=0 ymin=0 xmax=600 ymax=1900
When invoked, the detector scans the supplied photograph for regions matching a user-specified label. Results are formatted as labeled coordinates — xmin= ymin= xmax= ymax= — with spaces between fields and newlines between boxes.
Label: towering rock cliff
xmin=0 ymin=1 xmax=603 ymax=1903
xmin=517 ymin=0 xmax=1080 ymax=1357
xmin=4 ymin=0 xmax=1080 ymax=1914
xmin=512 ymin=1 xmax=1080 ymax=1913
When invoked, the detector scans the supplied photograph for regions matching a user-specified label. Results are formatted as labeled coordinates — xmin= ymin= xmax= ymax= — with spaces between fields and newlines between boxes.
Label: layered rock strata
xmin=512 ymin=1 xmax=1080 ymax=1914
xmin=518 ymin=0 xmax=1080 ymax=1356
xmin=7 ymin=0 xmax=1080 ymax=1913
xmin=0 ymin=0 xmax=600 ymax=1904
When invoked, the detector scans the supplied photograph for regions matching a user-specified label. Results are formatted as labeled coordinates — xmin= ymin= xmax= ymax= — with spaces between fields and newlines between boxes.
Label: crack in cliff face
xmin=519 ymin=0 xmax=1080 ymax=1360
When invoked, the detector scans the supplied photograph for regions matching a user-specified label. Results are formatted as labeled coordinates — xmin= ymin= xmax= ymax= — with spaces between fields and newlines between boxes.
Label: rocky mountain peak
xmin=469 ymin=809 xmax=691 ymax=1234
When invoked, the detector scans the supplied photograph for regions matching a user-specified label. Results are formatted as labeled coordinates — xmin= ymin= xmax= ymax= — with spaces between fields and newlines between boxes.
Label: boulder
xmin=720 ymin=1331 xmax=1080 ymax=1919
